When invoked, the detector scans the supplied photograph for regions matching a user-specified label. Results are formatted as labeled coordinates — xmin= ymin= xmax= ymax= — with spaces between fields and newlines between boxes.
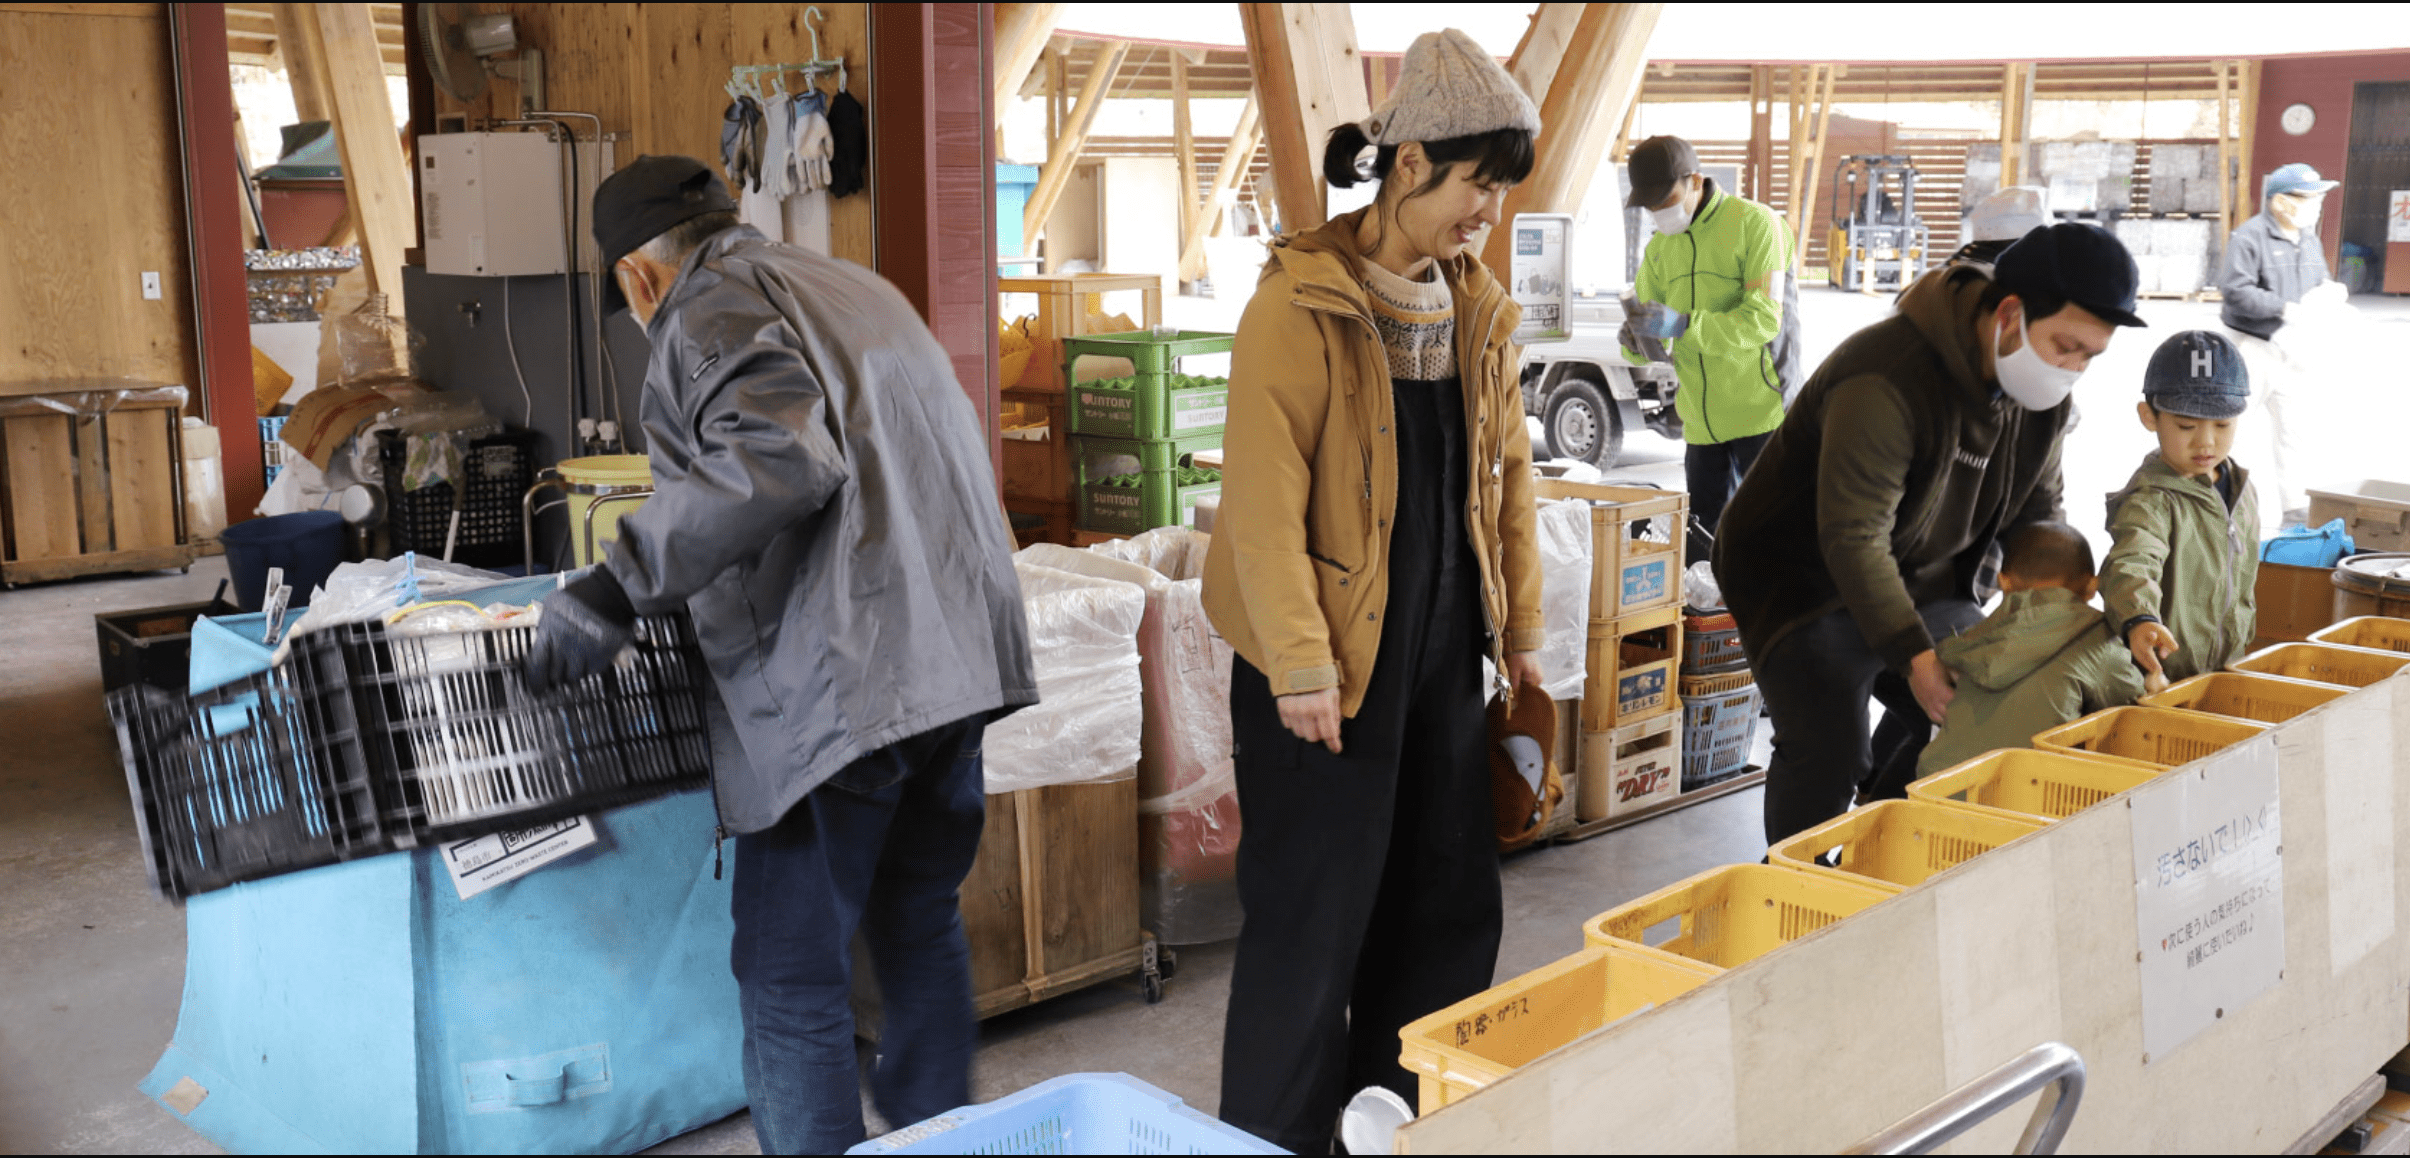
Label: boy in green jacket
xmin=2103 ymin=330 xmax=2261 ymax=691
xmin=1917 ymin=522 xmax=2146 ymax=776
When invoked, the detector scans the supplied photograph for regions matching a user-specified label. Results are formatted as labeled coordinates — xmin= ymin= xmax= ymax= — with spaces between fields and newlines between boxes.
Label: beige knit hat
xmin=1362 ymin=29 xmax=1540 ymax=147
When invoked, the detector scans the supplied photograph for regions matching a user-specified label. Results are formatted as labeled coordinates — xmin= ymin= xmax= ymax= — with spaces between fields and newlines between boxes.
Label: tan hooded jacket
xmin=1200 ymin=208 xmax=1544 ymax=717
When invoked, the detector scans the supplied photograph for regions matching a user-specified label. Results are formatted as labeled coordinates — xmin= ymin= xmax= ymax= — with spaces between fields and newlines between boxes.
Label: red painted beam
xmin=171 ymin=3 xmax=264 ymax=523
xmin=872 ymin=3 xmax=1001 ymax=474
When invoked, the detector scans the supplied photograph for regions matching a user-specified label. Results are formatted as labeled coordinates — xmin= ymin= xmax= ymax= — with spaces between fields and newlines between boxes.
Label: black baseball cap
xmin=2143 ymin=330 xmax=2250 ymax=418
xmin=1626 ymin=136 xmax=1700 ymax=209
xmin=593 ymin=155 xmax=738 ymax=313
xmin=1990 ymin=222 xmax=2147 ymax=329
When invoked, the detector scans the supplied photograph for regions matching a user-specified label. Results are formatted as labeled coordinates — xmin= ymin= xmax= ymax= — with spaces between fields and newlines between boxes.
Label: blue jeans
xmin=729 ymin=718 xmax=986 ymax=1154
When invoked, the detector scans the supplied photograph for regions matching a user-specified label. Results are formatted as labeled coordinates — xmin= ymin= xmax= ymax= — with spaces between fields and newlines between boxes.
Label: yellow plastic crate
xmin=2142 ymin=670 xmax=2350 ymax=723
xmin=1908 ymin=747 xmax=2163 ymax=824
xmin=2233 ymin=642 xmax=2410 ymax=689
xmin=2311 ymin=616 xmax=2410 ymax=655
xmin=1768 ymin=799 xmax=2042 ymax=892
xmin=2033 ymin=706 xmax=2267 ymax=770
xmin=1397 ymin=944 xmax=1715 ymax=1113
xmin=1581 ymin=863 xmax=1891 ymax=971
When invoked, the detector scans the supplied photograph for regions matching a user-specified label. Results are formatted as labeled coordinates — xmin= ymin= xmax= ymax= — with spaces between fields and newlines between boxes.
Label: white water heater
xmin=419 ymin=131 xmax=613 ymax=277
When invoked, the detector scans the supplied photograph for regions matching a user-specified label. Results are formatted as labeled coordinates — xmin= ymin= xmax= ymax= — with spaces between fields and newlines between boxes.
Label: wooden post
xmin=2216 ymin=59 xmax=2234 ymax=253
xmin=1999 ymin=61 xmax=2034 ymax=189
xmin=1172 ymin=51 xmax=1197 ymax=252
xmin=1507 ymin=3 xmax=1586 ymax=102
xmin=271 ymin=2 xmax=329 ymax=124
xmin=1786 ymin=64 xmax=1836 ymax=256
xmin=171 ymin=2 xmax=265 ymax=522
xmin=1180 ymin=93 xmax=1261 ymax=283
xmin=1748 ymin=64 xmax=1773 ymax=203
xmin=992 ymin=3 xmax=1063 ymax=128
xmin=1479 ymin=3 xmax=1663 ymax=276
xmin=1238 ymin=2 xmax=1370 ymax=233
xmin=2238 ymin=58 xmax=2262 ymax=225
xmin=297 ymin=3 xmax=413 ymax=312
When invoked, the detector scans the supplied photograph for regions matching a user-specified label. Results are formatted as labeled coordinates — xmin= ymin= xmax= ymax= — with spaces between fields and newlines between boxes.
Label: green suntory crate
xmin=1059 ymin=329 xmax=1236 ymax=374
xmin=1079 ymin=466 xmax=1223 ymax=535
xmin=1071 ymin=373 xmax=1231 ymax=440
xmin=1072 ymin=432 xmax=1226 ymax=535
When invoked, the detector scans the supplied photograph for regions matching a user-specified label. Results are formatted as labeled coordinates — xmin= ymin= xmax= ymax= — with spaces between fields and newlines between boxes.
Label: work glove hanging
xmin=523 ymin=567 xmax=639 ymax=693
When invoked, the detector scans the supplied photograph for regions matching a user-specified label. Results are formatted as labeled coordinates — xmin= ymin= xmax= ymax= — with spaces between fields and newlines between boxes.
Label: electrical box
xmin=420 ymin=132 xmax=613 ymax=277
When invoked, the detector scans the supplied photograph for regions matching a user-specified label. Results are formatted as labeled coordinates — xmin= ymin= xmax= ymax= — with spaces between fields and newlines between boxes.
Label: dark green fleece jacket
xmin=1715 ymin=264 xmax=2070 ymax=670
xmin=1917 ymin=587 xmax=2147 ymax=776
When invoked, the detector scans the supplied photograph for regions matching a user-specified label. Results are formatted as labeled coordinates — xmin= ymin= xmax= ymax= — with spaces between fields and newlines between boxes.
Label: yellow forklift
xmin=1827 ymin=154 xmax=1931 ymax=293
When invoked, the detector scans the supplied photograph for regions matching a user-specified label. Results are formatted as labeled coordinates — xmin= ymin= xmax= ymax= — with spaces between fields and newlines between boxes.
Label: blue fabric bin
xmin=136 ymin=602 xmax=745 ymax=1153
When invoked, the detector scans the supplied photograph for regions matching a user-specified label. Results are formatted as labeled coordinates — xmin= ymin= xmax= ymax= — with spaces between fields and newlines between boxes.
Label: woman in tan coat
xmin=1196 ymin=28 xmax=1546 ymax=1150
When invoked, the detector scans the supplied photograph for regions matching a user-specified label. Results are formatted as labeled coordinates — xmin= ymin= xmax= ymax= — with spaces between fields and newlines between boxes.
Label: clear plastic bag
xmin=1034 ymin=529 xmax=1243 ymax=943
xmin=1537 ymin=498 xmax=1593 ymax=700
xmin=981 ymin=560 xmax=1145 ymax=793
xmin=332 ymin=292 xmax=414 ymax=385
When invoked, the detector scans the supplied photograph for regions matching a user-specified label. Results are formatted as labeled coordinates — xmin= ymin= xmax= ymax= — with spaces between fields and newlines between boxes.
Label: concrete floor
xmin=7 ymin=286 xmax=2403 ymax=1154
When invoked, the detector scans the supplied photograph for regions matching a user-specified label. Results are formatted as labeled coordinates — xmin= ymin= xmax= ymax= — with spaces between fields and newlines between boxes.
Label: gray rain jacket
xmin=608 ymin=225 xmax=1036 ymax=834
xmin=2217 ymin=211 xmax=2329 ymax=340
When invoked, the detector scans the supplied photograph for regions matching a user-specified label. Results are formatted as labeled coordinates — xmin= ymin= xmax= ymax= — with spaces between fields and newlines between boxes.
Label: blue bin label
xmin=1621 ymin=559 xmax=1670 ymax=607
xmin=1618 ymin=666 xmax=1668 ymax=715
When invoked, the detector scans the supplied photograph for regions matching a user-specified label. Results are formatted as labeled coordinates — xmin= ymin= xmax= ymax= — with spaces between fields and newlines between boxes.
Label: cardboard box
xmin=2254 ymin=561 xmax=2341 ymax=651
xmin=2308 ymin=480 xmax=2410 ymax=554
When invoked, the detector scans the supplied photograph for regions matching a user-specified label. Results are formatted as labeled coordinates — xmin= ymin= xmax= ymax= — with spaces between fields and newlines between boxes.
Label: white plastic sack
xmin=1536 ymin=498 xmax=1593 ymax=700
xmin=982 ymin=558 xmax=1145 ymax=793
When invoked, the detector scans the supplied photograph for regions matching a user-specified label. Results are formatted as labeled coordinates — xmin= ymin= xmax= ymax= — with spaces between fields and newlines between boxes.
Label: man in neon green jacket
xmin=1619 ymin=135 xmax=1802 ymax=563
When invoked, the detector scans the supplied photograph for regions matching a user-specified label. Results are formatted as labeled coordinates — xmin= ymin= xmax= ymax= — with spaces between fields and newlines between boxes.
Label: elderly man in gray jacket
xmin=525 ymin=155 xmax=1036 ymax=1154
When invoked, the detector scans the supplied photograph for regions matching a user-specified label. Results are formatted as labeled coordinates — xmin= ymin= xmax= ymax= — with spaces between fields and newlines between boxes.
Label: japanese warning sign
xmin=2129 ymin=734 xmax=2285 ymax=1062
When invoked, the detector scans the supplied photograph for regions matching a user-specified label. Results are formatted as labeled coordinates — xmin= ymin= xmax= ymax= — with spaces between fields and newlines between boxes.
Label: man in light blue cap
xmin=2216 ymin=161 xmax=2345 ymax=525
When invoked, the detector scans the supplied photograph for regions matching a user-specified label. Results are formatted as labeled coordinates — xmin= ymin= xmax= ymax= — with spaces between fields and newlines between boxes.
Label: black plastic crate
xmin=108 ymin=676 xmax=388 ymax=900
xmin=96 ymin=596 xmax=240 ymax=694
xmin=377 ymin=428 xmax=537 ymax=567
xmin=292 ymin=615 xmax=712 ymax=842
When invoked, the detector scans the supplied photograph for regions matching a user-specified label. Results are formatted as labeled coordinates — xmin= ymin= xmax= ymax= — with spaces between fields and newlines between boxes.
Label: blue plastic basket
xmin=849 ymin=1073 xmax=1285 ymax=1155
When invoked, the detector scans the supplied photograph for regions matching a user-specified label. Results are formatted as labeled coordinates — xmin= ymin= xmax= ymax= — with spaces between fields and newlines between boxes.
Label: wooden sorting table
xmin=999 ymin=274 xmax=1165 ymax=546
xmin=0 ymin=378 xmax=197 ymax=586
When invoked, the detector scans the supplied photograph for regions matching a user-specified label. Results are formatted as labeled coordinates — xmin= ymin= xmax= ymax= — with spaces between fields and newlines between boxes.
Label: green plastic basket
xmin=1058 ymin=329 xmax=1236 ymax=373
xmin=1070 ymin=374 xmax=1230 ymax=440
xmin=1071 ymin=433 xmax=1225 ymax=535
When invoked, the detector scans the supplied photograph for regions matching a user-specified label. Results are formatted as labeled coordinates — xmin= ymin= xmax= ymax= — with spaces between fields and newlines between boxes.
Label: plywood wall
xmin=0 ymin=3 xmax=198 ymax=388
xmin=426 ymin=3 xmax=874 ymax=268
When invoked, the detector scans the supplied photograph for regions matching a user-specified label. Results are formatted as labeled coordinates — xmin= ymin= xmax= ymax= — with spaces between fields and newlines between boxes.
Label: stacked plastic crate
xmin=1062 ymin=331 xmax=1233 ymax=537
xmin=1533 ymin=481 xmax=1687 ymax=825
xmin=1677 ymin=605 xmax=1759 ymax=792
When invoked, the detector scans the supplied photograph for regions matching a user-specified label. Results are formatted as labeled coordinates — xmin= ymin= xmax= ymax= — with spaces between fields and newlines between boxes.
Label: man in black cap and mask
xmin=522 ymin=155 xmax=1036 ymax=1153
xmin=1715 ymin=223 xmax=2147 ymax=843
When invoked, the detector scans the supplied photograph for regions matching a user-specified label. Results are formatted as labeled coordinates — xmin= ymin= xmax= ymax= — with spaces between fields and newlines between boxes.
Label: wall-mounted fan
xmin=417 ymin=3 xmax=544 ymax=113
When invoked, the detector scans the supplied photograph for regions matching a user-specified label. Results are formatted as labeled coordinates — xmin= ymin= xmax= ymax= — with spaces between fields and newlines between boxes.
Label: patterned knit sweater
xmin=1362 ymin=258 xmax=1456 ymax=381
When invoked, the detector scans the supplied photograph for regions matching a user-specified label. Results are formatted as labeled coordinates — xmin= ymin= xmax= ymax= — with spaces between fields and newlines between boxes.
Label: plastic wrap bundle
xmin=1038 ymin=529 xmax=1243 ymax=944
xmin=1536 ymin=497 xmax=1594 ymax=701
xmin=982 ymin=558 xmax=1146 ymax=793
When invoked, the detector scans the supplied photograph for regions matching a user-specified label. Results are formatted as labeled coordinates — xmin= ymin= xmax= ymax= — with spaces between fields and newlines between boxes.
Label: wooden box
xmin=999 ymin=273 xmax=1165 ymax=392
xmin=1 ymin=380 xmax=197 ymax=585
xmin=1577 ymin=712 xmax=1682 ymax=822
xmin=959 ymin=777 xmax=1145 ymax=1019
xmin=2253 ymin=561 xmax=2341 ymax=651
xmin=1534 ymin=479 xmax=1688 ymax=620
xmin=1581 ymin=605 xmax=1683 ymax=732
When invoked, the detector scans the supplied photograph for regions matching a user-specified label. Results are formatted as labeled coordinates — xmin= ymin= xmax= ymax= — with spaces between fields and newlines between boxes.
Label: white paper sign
xmin=441 ymin=816 xmax=599 ymax=901
xmin=2389 ymin=191 xmax=2410 ymax=245
xmin=2129 ymin=736 xmax=2285 ymax=1062
xmin=1511 ymin=213 xmax=1573 ymax=345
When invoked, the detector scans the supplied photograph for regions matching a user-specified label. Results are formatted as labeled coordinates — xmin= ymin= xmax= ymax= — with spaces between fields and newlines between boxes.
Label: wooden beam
xmin=1785 ymin=64 xmax=1836 ymax=253
xmin=992 ymin=3 xmax=1062 ymax=128
xmin=2237 ymin=58 xmax=2262 ymax=227
xmin=1480 ymin=3 xmax=1663 ymax=276
xmin=1023 ymin=39 xmax=1129 ymax=247
xmin=271 ymin=2 xmax=327 ymax=123
xmin=1180 ymin=92 xmax=1261 ymax=283
xmin=1172 ymin=51 xmax=1197 ymax=254
xmin=1239 ymin=2 xmax=1369 ymax=232
xmin=1999 ymin=61 xmax=2034 ymax=188
xmin=298 ymin=3 xmax=413 ymax=310
xmin=1506 ymin=3 xmax=1586 ymax=103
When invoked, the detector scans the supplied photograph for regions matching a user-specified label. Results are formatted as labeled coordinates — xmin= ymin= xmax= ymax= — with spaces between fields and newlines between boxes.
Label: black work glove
xmin=523 ymin=567 xmax=639 ymax=693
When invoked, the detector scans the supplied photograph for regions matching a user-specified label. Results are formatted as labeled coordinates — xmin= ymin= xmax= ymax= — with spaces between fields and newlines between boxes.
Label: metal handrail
xmin=1847 ymin=1042 xmax=2086 ymax=1155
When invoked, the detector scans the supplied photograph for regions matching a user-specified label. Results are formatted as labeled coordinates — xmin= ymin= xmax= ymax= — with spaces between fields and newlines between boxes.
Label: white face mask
xmin=1650 ymin=201 xmax=1692 ymax=235
xmin=1994 ymin=309 xmax=2082 ymax=411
